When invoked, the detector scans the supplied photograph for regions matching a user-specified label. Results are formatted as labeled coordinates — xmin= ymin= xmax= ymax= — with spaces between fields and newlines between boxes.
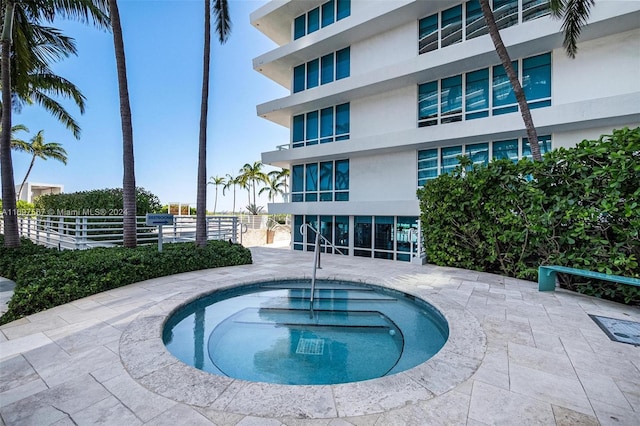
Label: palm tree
xmin=1 ymin=0 xmax=109 ymax=248
xmin=107 ymin=0 xmax=137 ymax=248
xmin=479 ymin=0 xmax=542 ymax=161
xmin=13 ymin=130 xmax=67 ymax=199
xmin=207 ymin=175 xmax=225 ymax=214
xmin=222 ymin=173 xmax=238 ymax=215
xmin=238 ymin=161 xmax=268 ymax=210
xmin=195 ymin=0 xmax=231 ymax=247
xmin=0 ymin=123 xmax=29 ymax=153
xmin=268 ymin=168 xmax=289 ymax=201
xmin=550 ymin=0 xmax=595 ymax=58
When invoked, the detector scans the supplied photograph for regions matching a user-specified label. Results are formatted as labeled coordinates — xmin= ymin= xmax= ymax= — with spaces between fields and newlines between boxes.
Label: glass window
xmin=335 ymin=159 xmax=349 ymax=190
xmin=307 ymin=7 xmax=320 ymax=34
xmin=320 ymin=216 xmax=334 ymax=251
xmin=337 ymin=0 xmax=350 ymax=21
xmin=466 ymin=0 xmax=487 ymax=40
xmin=305 ymin=163 xmax=318 ymax=192
xmin=354 ymin=216 xmax=372 ymax=252
xmin=441 ymin=75 xmax=462 ymax=123
xmin=322 ymin=0 xmax=335 ymax=27
xmin=292 ymin=114 xmax=304 ymax=148
xmin=396 ymin=217 xmax=418 ymax=257
xmin=305 ymin=215 xmax=318 ymax=245
xmin=320 ymin=161 xmax=333 ymax=201
xmin=493 ymin=61 xmax=518 ymax=115
xmin=419 ymin=14 xmax=438 ymax=54
xmin=292 ymin=164 xmax=304 ymax=202
xmin=293 ymin=64 xmax=305 ymax=93
xmin=492 ymin=139 xmax=518 ymax=162
xmin=418 ymin=81 xmax=438 ymax=126
xmin=441 ymin=145 xmax=462 ymax=174
xmin=293 ymin=215 xmax=304 ymax=250
xmin=494 ymin=0 xmax=519 ymax=29
xmin=336 ymin=47 xmax=350 ymax=80
xmin=465 ymin=68 xmax=489 ymax=119
xmin=305 ymin=111 xmax=318 ymax=145
xmin=321 ymin=53 xmax=334 ymax=85
xmin=441 ymin=5 xmax=462 ymax=47
xmin=523 ymin=0 xmax=551 ymax=22
xmin=374 ymin=216 xmax=394 ymax=251
xmin=335 ymin=216 xmax=349 ymax=249
xmin=467 ymin=143 xmax=489 ymax=167
xmin=523 ymin=53 xmax=551 ymax=108
xmin=320 ymin=107 xmax=334 ymax=143
xmin=335 ymin=103 xmax=350 ymax=140
xmin=294 ymin=15 xmax=306 ymax=40
xmin=418 ymin=149 xmax=438 ymax=186
xmin=307 ymin=58 xmax=319 ymax=89
xmin=522 ymin=135 xmax=552 ymax=158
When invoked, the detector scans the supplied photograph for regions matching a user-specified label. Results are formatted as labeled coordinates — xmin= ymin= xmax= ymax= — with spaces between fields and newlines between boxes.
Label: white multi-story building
xmin=252 ymin=0 xmax=640 ymax=262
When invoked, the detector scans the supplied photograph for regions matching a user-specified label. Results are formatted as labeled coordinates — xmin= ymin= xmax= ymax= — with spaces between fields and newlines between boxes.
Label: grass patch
xmin=0 ymin=235 xmax=252 ymax=324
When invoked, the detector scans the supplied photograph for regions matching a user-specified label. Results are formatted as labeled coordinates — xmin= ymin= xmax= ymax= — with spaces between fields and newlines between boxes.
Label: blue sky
xmin=11 ymin=0 xmax=289 ymax=212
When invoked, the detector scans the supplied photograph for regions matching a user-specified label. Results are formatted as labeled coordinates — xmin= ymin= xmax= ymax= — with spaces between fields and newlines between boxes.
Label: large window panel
xmin=522 ymin=135 xmax=552 ymax=158
xmin=320 ymin=215 xmax=334 ymax=252
xmin=305 ymin=215 xmax=319 ymax=246
xmin=418 ymin=82 xmax=439 ymax=127
xmin=494 ymin=0 xmax=519 ymax=29
xmin=354 ymin=216 xmax=372 ymax=258
xmin=441 ymin=146 xmax=462 ymax=174
xmin=492 ymin=139 xmax=519 ymax=162
xmin=441 ymin=5 xmax=462 ymax=47
xmin=319 ymin=161 xmax=333 ymax=201
xmin=292 ymin=114 xmax=305 ymax=148
xmin=419 ymin=14 xmax=438 ymax=54
xmin=418 ymin=149 xmax=438 ymax=186
xmin=291 ymin=165 xmax=304 ymax=202
xmin=335 ymin=47 xmax=350 ymax=80
xmin=374 ymin=216 xmax=394 ymax=251
xmin=467 ymin=143 xmax=489 ymax=167
xmin=492 ymin=61 xmax=518 ymax=115
xmin=335 ymin=159 xmax=349 ymax=201
xmin=335 ymin=103 xmax=350 ymax=140
xmin=294 ymin=15 xmax=306 ymax=40
xmin=320 ymin=107 xmax=334 ymax=143
xmin=306 ymin=58 xmax=319 ymax=89
xmin=335 ymin=216 xmax=349 ymax=250
xmin=305 ymin=163 xmax=318 ymax=201
xmin=321 ymin=0 xmax=335 ymax=27
xmin=465 ymin=68 xmax=489 ymax=119
xmin=321 ymin=53 xmax=334 ymax=85
xmin=307 ymin=7 xmax=320 ymax=34
xmin=337 ymin=0 xmax=350 ymax=21
xmin=523 ymin=53 xmax=551 ymax=108
xmin=466 ymin=1 xmax=487 ymax=40
xmin=441 ymin=75 xmax=463 ymax=123
xmin=293 ymin=215 xmax=304 ymax=250
xmin=523 ymin=0 xmax=551 ymax=22
xmin=293 ymin=64 xmax=305 ymax=93
xmin=305 ymin=111 xmax=318 ymax=145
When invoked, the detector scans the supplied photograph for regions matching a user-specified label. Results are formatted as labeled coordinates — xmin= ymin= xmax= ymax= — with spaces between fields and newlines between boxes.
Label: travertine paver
xmin=0 ymin=246 xmax=639 ymax=425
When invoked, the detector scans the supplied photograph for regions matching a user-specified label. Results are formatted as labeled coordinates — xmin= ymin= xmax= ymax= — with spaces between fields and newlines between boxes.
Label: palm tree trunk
xmin=17 ymin=155 xmax=36 ymax=201
xmin=195 ymin=0 xmax=211 ymax=247
xmin=213 ymin=187 xmax=218 ymax=215
xmin=108 ymin=0 xmax=137 ymax=248
xmin=479 ymin=0 xmax=542 ymax=161
xmin=232 ymin=186 xmax=236 ymax=215
xmin=1 ymin=1 xmax=20 ymax=248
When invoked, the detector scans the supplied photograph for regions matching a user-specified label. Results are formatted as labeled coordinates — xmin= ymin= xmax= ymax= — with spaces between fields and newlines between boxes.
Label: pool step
xmin=230 ymin=307 xmax=396 ymax=330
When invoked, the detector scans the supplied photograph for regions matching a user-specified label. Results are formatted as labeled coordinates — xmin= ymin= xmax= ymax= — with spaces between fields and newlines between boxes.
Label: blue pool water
xmin=163 ymin=279 xmax=449 ymax=385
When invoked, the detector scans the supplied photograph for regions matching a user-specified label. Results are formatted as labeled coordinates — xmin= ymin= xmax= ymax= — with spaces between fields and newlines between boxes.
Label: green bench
xmin=538 ymin=265 xmax=640 ymax=292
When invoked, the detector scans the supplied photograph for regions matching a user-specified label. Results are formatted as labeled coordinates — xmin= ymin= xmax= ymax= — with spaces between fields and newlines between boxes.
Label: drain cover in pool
xmin=589 ymin=315 xmax=640 ymax=346
xmin=297 ymin=338 xmax=324 ymax=355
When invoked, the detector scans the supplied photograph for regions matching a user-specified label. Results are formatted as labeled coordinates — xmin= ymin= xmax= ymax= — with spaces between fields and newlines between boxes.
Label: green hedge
xmin=417 ymin=127 xmax=640 ymax=304
xmin=33 ymin=187 xmax=162 ymax=216
xmin=0 ymin=236 xmax=252 ymax=324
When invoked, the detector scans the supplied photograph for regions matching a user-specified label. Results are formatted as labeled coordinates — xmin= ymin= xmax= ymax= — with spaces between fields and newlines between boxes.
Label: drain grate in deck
xmin=590 ymin=315 xmax=640 ymax=346
xmin=296 ymin=338 xmax=324 ymax=355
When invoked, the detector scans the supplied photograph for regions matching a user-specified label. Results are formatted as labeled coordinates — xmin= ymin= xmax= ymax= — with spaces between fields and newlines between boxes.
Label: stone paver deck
xmin=1 ymin=246 xmax=638 ymax=425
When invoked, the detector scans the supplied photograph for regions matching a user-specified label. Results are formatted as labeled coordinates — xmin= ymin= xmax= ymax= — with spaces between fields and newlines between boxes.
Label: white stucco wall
xmin=351 ymin=21 xmax=416 ymax=76
xmin=553 ymin=28 xmax=640 ymax=105
xmin=351 ymin=86 xmax=416 ymax=138
xmin=349 ymin=151 xmax=417 ymax=203
xmin=552 ymin=123 xmax=640 ymax=150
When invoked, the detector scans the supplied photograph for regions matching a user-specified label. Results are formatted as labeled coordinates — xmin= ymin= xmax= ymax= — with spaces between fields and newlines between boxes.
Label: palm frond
xmin=213 ymin=0 xmax=231 ymax=44
xmin=29 ymin=91 xmax=81 ymax=138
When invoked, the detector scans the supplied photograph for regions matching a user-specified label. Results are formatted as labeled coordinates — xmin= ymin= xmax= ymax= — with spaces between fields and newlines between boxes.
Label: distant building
xmin=15 ymin=182 xmax=63 ymax=203
xmin=253 ymin=0 xmax=640 ymax=262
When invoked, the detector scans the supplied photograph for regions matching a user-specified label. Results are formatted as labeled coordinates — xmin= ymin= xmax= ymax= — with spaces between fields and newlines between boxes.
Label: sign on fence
xmin=146 ymin=214 xmax=174 ymax=252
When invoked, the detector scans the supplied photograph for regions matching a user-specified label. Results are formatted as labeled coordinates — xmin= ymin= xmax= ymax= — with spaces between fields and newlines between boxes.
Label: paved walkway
xmin=0 ymin=277 xmax=15 ymax=317
xmin=0 ymin=246 xmax=638 ymax=425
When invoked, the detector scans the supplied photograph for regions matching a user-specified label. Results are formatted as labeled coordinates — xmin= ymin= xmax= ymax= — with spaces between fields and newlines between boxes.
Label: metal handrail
xmin=299 ymin=223 xmax=345 ymax=317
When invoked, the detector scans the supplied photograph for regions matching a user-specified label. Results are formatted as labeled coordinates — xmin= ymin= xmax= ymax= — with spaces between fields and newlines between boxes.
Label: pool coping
xmin=119 ymin=271 xmax=487 ymax=419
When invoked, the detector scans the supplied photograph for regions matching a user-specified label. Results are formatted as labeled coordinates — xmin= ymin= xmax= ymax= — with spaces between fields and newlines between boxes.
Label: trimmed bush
xmin=33 ymin=187 xmax=162 ymax=216
xmin=417 ymin=127 xmax=640 ymax=304
xmin=0 ymin=239 xmax=252 ymax=324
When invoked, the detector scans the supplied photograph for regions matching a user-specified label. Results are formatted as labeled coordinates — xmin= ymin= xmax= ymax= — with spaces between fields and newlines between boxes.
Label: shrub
xmin=417 ymin=127 xmax=640 ymax=304
xmin=0 ymin=239 xmax=252 ymax=324
xmin=34 ymin=187 xmax=162 ymax=216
